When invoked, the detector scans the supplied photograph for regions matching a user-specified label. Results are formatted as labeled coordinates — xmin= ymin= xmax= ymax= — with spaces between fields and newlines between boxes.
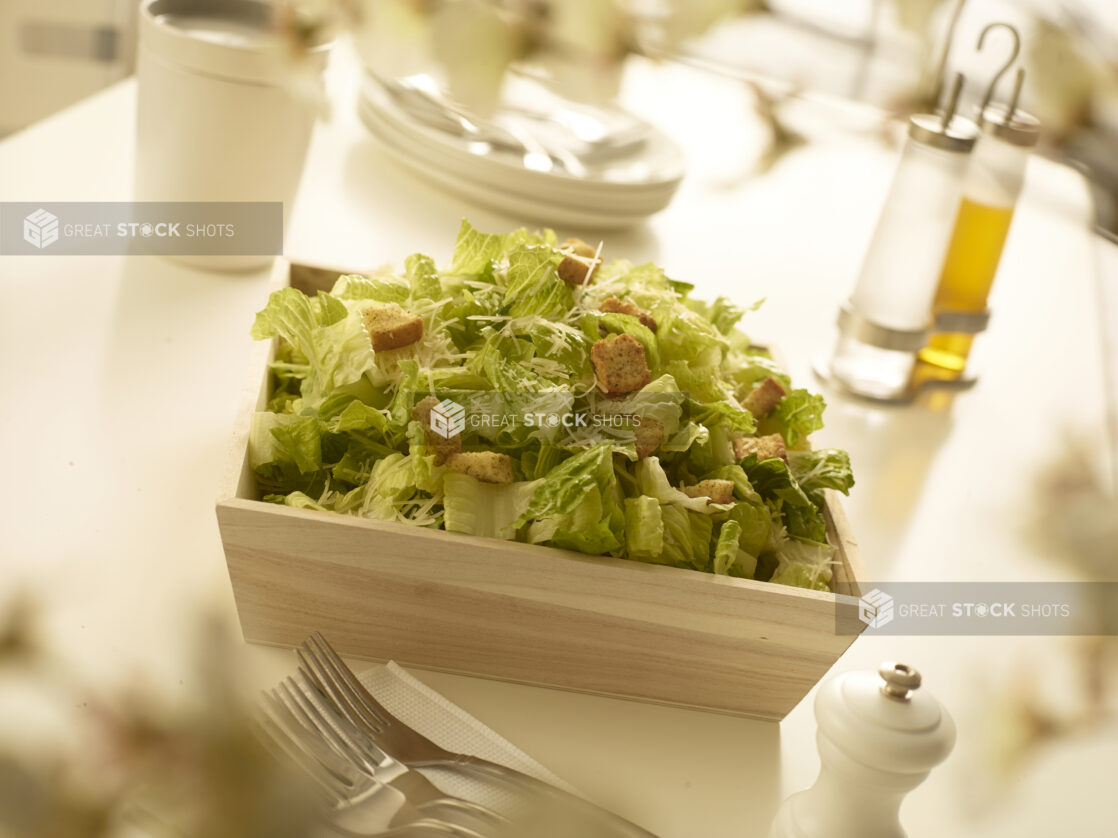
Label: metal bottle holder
xmin=817 ymin=305 xmax=991 ymax=403
xmin=818 ymin=22 xmax=1025 ymax=404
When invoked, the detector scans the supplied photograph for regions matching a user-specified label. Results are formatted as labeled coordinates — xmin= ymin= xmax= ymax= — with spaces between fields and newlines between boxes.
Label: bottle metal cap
xmin=980 ymin=104 xmax=1041 ymax=147
xmin=908 ymin=113 xmax=979 ymax=153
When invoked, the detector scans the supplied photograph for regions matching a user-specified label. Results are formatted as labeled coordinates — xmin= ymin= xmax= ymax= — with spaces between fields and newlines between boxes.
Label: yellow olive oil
xmin=918 ymin=197 xmax=1015 ymax=374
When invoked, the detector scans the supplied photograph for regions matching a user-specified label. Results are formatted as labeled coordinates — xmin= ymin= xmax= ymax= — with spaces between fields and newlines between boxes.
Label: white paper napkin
xmin=358 ymin=661 xmax=580 ymax=814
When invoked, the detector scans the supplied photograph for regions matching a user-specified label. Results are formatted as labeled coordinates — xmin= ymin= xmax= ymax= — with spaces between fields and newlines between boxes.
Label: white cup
xmin=135 ymin=0 xmax=330 ymax=271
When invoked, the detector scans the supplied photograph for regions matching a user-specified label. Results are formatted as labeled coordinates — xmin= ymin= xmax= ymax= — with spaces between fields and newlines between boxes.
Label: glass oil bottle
xmin=917 ymin=91 xmax=1040 ymax=380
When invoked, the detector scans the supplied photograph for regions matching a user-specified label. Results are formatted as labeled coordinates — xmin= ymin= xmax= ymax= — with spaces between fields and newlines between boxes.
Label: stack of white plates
xmin=357 ymin=74 xmax=685 ymax=229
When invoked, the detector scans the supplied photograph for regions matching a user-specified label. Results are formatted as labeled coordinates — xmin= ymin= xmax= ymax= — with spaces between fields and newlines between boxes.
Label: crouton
xmin=600 ymin=296 xmax=657 ymax=332
xmin=741 ymin=377 xmax=787 ymax=418
xmin=634 ymin=417 xmax=664 ymax=459
xmin=590 ymin=334 xmax=652 ymax=395
xmin=557 ymin=238 xmax=598 ymax=285
xmin=561 ymin=237 xmax=597 ymax=258
xmin=411 ymin=396 xmax=462 ymax=465
xmin=445 ymin=451 xmax=514 ymax=485
xmin=683 ymin=479 xmax=735 ymax=505
xmin=362 ymin=303 xmax=423 ymax=351
xmin=411 ymin=395 xmax=439 ymax=425
xmin=733 ymin=433 xmax=788 ymax=463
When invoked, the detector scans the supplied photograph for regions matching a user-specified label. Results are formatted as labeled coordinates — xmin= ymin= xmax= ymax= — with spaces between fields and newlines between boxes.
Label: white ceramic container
xmin=135 ymin=0 xmax=330 ymax=271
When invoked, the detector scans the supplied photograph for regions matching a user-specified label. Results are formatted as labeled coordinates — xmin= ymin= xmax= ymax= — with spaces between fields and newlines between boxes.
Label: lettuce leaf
xmin=723 ymin=349 xmax=791 ymax=396
xmin=357 ymin=451 xmax=441 ymax=523
xmin=404 ymin=253 xmax=443 ymax=301
xmin=251 ymin=287 xmax=375 ymax=408
xmin=331 ymin=271 xmax=410 ymax=304
xmin=788 ymin=449 xmax=854 ymax=507
xmin=518 ymin=445 xmax=623 ymax=555
xmin=769 ymin=536 xmax=835 ymax=591
xmin=267 ymin=491 xmax=329 ymax=512
xmin=319 ymin=394 xmax=389 ymax=435
xmin=503 ymin=245 xmax=570 ymax=318
xmin=660 ymin=505 xmax=714 ymax=570
xmin=741 ymin=455 xmax=827 ymax=543
xmin=636 ymin=457 xmax=732 ymax=513
xmin=443 ymin=473 xmax=540 ymax=540
xmin=249 ymin=412 xmax=322 ymax=474
xmin=683 ymin=295 xmax=759 ymax=335
xmin=517 ymin=445 xmax=615 ymax=524
xmin=765 ymin=389 xmax=826 ymax=447
xmin=448 ymin=219 xmax=555 ymax=274
xmin=713 ymin=520 xmax=742 ymax=575
xmin=624 ymin=496 xmax=663 ymax=559
xmin=527 ymin=484 xmax=623 ymax=555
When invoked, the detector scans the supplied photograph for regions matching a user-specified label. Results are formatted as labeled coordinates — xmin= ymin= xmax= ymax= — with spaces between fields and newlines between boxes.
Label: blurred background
xmin=2 ymin=0 xmax=1117 ymax=234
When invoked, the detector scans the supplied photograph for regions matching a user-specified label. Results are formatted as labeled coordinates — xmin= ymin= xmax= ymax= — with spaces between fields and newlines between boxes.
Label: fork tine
xmin=297 ymin=635 xmax=386 ymax=732
xmin=305 ymin=632 xmax=398 ymax=730
xmin=255 ymin=713 xmax=324 ymax=791
xmin=282 ymin=674 xmax=391 ymax=771
xmin=257 ymin=701 xmax=345 ymax=803
xmin=265 ymin=686 xmax=362 ymax=790
xmin=296 ymin=642 xmax=384 ymax=736
xmin=277 ymin=677 xmax=359 ymax=761
xmin=272 ymin=682 xmax=376 ymax=799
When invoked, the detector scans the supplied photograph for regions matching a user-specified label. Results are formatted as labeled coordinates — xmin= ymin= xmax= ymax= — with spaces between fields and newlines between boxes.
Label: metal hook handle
xmin=976 ymin=22 xmax=1022 ymax=117
xmin=940 ymin=72 xmax=965 ymax=131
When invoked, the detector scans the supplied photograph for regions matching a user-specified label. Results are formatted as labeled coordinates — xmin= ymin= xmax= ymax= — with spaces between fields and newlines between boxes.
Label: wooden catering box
xmin=217 ymin=259 xmax=867 ymax=720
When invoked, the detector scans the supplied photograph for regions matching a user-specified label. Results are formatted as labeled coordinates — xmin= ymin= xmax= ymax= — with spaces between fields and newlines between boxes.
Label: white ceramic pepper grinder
xmin=770 ymin=662 xmax=956 ymax=838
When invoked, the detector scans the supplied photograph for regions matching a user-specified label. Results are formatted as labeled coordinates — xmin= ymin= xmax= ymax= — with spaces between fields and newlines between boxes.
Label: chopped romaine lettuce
xmin=624 ymin=496 xmax=664 ymax=559
xmin=248 ymin=221 xmax=852 ymax=590
xmin=443 ymin=473 xmax=540 ymax=540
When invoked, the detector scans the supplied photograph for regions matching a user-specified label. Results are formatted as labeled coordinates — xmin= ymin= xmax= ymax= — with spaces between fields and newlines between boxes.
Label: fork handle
xmin=324 ymin=818 xmax=484 ymax=838
xmin=416 ymin=797 xmax=508 ymax=834
xmin=451 ymin=755 xmax=663 ymax=837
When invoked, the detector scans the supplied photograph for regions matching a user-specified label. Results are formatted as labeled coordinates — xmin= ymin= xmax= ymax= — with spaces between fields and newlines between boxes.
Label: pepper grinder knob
xmin=770 ymin=661 xmax=955 ymax=838
xmin=879 ymin=662 xmax=921 ymax=699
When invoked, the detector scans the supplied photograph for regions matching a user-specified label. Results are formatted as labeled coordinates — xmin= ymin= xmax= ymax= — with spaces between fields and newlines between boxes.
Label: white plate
xmin=356 ymin=78 xmax=684 ymax=226
xmin=359 ymin=97 xmax=669 ymax=229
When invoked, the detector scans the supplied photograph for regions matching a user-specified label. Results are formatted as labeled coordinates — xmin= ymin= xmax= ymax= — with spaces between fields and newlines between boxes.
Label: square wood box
xmin=217 ymin=259 xmax=868 ymax=720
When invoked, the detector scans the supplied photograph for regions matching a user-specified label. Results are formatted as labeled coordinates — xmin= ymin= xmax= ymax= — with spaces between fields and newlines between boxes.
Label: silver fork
xmin=275 ymin=675 xmax=507 ymax=836
xmin=295 ymin=633 xmax=663 ymax=838
xmin=257 ymin=690 xmax=477 ymax=838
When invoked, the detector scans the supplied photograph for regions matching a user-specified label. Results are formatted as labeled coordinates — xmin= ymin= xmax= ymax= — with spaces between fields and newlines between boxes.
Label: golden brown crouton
xmin=362 ymin=303 xmax=423 ymax=351
xmin=410 ymin=396 xmax=462 ymax=465
xmin=683 ymin=479 xmax=735 ymax=505
xmin=590 ymin=334 xmax=652 ymax=395
xmin=733 ymin=433 xmax=788 ymax=463
xmin=558 ymin=258 xmax=590 ymax=285
xmin=634 ymin=417 xmax=664 ymax=459
xmin=557 ymin=238 xmax=599 ymax=285
xmin=445 ymin=451 xmax=514 ymax=485
xmin=741 ymin=377 xmax=787 ymax=418
xmin=561 ymin=237 xmax=597 ymax=258
xmin=600 ymin=297 xmax=657 ymax=332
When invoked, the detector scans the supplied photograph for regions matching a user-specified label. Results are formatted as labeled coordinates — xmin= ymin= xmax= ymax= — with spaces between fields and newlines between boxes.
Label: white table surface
xmin=1 ymin=50 xmax=1115 ymax=837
